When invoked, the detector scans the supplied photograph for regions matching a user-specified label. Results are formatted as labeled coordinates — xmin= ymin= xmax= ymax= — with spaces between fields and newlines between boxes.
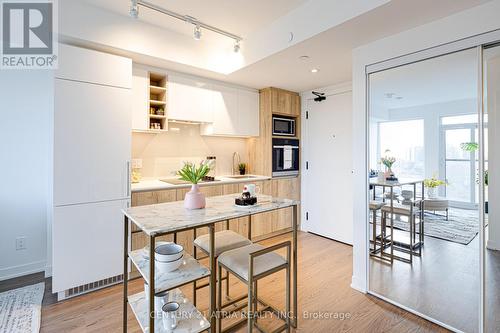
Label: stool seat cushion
xmin=381 ymin=202 xmax=420 ymax=215
xmin=369 ymin=201 xmax=386 ymax=210
xmin=218 ymin=244 xmax=287 ymax=281
xmin=194 ymin=230 xmax=251 ymax=257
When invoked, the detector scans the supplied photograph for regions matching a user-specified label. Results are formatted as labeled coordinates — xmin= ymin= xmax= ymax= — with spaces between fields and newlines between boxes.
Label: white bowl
xmin=156 ymin=255 xmax=184 ymax=273
xmin=155 ymin=243 xmax=184 ymax=262
xmin=141 ymin=241 xmax=170 ymax=259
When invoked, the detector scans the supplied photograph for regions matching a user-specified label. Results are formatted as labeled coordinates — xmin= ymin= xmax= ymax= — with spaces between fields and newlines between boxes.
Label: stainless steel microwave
xmin=272 ymin=116 xmax=296 ymax=136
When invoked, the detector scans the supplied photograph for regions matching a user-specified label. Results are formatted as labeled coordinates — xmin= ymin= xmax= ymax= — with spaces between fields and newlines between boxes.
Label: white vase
xmin=427 ymin=187 xmax=437 ymax=199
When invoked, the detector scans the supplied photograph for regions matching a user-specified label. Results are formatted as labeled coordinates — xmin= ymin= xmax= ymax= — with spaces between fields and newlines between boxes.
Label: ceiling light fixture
xmin=193 ymin=25 xmax=202 ymax=40
xmin=299 ymin=55 xmax=310 ymax=61
xmin=311 ymin=68 xmax=319 ymax=73
xmin=131 ymin=0 xmax=242 ymax=45
xmin=233 ymin=40 xmax=240 ymax=53
xmin=129 ymin=0 xmax=139 ymax=18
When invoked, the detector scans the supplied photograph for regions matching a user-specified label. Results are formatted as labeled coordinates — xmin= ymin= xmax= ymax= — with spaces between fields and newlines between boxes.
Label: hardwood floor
xmin=370 ymin=225 xmax=480 ymax=333
xmin=34 ymin=232 xmax=448 ymax=332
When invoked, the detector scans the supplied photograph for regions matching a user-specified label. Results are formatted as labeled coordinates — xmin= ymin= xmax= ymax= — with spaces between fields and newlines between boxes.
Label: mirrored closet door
xmin=367 ymin=48 xmax=481 ymax=332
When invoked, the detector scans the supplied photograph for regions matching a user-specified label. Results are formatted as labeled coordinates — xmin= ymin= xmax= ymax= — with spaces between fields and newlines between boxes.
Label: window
xmin=379 ymin=119 xmax=425 ymax=179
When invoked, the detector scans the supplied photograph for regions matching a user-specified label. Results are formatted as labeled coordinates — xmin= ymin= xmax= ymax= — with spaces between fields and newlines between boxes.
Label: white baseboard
xmin=487 ymin=239 xmax=500 ymax=251
xmin=350 ymin=275 xmax=367 ymax=293
xmin=0 ymin=260 xmax=46 ymax=281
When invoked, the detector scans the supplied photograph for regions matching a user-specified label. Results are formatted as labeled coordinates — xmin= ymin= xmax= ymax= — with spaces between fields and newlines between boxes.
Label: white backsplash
xmin=132 ymin=123 xmax=248 ymax=178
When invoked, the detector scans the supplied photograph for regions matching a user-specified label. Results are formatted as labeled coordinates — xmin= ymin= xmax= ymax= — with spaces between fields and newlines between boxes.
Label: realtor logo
xmin=1 ymin=0 xmax=58 ymax=69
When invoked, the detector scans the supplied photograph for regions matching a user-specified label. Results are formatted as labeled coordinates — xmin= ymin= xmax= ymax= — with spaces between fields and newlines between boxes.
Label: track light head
xmin=233 ymin=40 xmax=240 ymax=53
xmin=130 ymin=0 xmax=139 ymax=18
xmin=193 ymin=25 xmax=202 ymax=40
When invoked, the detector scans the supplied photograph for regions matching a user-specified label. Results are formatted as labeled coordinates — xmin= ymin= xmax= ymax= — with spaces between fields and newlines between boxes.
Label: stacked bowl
xmin=154 ymin=243 xmax=184 ymax=273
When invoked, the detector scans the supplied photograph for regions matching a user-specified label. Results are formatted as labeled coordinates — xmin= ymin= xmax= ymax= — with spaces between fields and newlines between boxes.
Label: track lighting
xmin=129 ymin=0 xmax=138 ymax=18
xmin=233 ymin=40 xmax=240 ymax=53
xmin=132 ymin=1 xmax=242 ymax=44
xmin=193 ymin=25 xmax=202 ymax=40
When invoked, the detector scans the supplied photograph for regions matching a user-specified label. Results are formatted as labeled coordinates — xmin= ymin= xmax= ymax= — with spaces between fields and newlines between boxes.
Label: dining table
xmin=121 ymin=193 xmax=300 ymax=333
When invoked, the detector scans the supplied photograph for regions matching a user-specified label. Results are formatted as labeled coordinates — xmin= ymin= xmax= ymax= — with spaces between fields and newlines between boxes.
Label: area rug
xmin=391 ymin=208 xmax=480 ymax=245
xmin=0 ymin=282 xmax=44 ymax=333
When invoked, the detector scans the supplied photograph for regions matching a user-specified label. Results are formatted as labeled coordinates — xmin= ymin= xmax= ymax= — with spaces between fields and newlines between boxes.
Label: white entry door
xmin=303 ymin=91 xmax=353 ymax=244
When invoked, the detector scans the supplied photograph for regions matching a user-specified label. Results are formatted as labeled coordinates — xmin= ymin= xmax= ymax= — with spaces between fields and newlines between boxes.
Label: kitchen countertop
xmin=131 ymin=174 xmax=272 ymax=192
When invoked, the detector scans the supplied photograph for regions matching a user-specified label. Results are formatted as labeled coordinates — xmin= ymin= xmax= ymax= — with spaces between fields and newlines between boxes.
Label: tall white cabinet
xmin=52 ymin=44 xmax=132 ymax=297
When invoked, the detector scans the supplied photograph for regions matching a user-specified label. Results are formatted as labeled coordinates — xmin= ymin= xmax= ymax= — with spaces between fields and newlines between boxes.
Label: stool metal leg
xmin=193 ymin=228 xmax=197 ymax=307
xmin=247 ymin=257 xmax=254 ymax=333
xmin=217 ymin=262 xmax=222 ymax=333
xmin=286 ymin=242 xmax=291 ymax=333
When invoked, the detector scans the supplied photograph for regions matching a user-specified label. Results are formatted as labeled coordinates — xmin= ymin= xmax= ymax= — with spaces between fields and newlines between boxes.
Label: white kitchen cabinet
xmin=52 ymin=199 xmax=128 ymax=293
xmin=131 ymin=67 xmax=149 ymax=131
xmin=167 ymin=74 xmax=213 ymax=123
xmin=200 ymin=83 xmax=238 ymax=136
xmin=56 ymin=44 xmax=131 ymax=88
xmin=237 ymin=89 xmax=260 ymax=136
xmin=200 ymin=86 xmax=259 ymax=137
xmin=54 ymin=79 xmax=131 ymax=206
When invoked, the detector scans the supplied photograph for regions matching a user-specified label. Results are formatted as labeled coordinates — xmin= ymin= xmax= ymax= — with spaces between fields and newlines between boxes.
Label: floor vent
xmin=59 ymin=274 xmax=123 ymax=301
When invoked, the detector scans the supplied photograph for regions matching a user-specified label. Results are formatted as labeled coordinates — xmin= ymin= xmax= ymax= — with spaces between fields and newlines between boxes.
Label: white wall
xmin=132 ymin=125 xmax=248 ymax=178
xmin=351 ymin=0 xmax=500 ymax=292
xmin=0 ymin=70 xmax=53 ymax=280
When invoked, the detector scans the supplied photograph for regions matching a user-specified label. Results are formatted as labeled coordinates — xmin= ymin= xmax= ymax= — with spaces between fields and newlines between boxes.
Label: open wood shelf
xmin=148 ymin=72 xmax=168 ymax=131
xmin=149 ymin=85 xmax=167 ymax=94
xmin=149 ymin=114 xmax=167 ymax=119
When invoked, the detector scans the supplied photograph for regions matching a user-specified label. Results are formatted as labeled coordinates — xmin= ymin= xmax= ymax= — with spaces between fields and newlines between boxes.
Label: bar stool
xmin=381 ymin=200 xmax=424 ymax=264
xmin=193 ymin=229 xmax=252 ymax=305
xmin=369 ymin=201 xmax=386 ymax=255
xmin=217 ymin=242 xmax=291 ymax=333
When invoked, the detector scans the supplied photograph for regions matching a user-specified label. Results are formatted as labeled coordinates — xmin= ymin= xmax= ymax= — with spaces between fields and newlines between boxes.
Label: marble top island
xmin=122 ymin=193 xmax=300 ymax=236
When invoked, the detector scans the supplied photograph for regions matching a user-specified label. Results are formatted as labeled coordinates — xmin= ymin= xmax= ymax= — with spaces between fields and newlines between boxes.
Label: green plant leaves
xmin=176 ymin=161 xmax=211 ymax=184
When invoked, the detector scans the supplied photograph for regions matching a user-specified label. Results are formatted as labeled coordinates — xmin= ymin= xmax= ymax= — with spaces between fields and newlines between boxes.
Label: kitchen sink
xmin=160 ymin=178 xmax=221 ymax=185
xmin=226 ymin=175 xmax=257 ymax=179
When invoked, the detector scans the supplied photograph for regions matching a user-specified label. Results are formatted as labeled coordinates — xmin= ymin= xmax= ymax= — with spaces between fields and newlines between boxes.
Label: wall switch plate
xmin=16 ymin=237 xmax=26 ymax=250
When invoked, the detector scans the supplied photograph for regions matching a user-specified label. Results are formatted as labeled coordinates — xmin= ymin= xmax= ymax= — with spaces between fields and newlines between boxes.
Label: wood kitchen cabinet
xmin=271 ymin=88 xmax=301 ymax=117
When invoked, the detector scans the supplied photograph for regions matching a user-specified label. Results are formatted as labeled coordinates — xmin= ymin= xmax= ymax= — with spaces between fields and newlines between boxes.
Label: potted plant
xmin=424 ymin=176 xmax=447 ymax=199
xmin=177 ymin=161 xmax=211 ymax=209
xmin=381 ymin=150 xmax=396 ymax=180
xmin=238 ymin=163 xmax=246 ymax=175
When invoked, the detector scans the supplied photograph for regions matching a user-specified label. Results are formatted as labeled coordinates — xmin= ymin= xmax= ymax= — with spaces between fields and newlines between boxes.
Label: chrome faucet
xmin=232 ymin=152 xmax=241 ymax=175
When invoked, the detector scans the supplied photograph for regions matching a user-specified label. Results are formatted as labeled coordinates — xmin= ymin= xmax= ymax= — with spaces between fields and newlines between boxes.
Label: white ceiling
xmin=225 ymin=0 xmax=491 ymax=91
xmin=84 ymin=0 xmax=307 ymax=39
xmin=370 ymin=48 xmax=478 ymax=114
xmin=81 ymin=0 xmax=491 ymax=92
